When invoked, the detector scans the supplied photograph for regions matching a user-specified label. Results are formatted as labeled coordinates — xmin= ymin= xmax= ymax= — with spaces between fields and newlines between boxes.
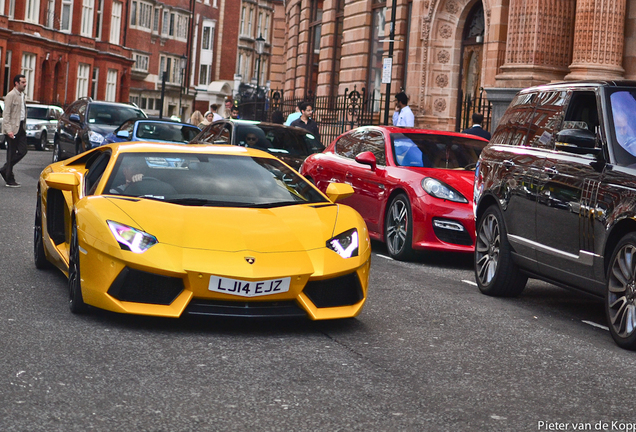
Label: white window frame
xmin=199 ymin=64 xmax=208 ymax=86
xmin=61 ymin=0 xmax=73 ymax=32
xmin=21 ymin=53 xmax=36 ymax=101
xmin=91 ymin=67 xmax=99 ymax=99
xmin=240 ymin=7 xmax=246 ymax=36
xmin=76 ymin=63 xmax=90 ymax=99
xmin=106 ymin=69 xmax=117 ymax=102
xmin=95 ymin=0 xmax=104 ymax=39
xmin=153 ymin=7 xmax=160 ymax=33
xmin=175 ymin=13 xmax=188 ymax=40
xmin=46 ymin=0 xmax=56 ymax=28
xmin=110 ymin=1 xmax=122 ymax=44
xmin=26 ymin=0 xmax=40 ymax=23
xmin=264 ymin=14 xmax=270 ymax=41
xmin=162 ymin=10 xmax=170 ymax=35
xmin=257 ymin=12 xmax=262 ymax=39
xmin=130 ymin=0 xmax=153 ymax=31
xmin=81 ymin=0 xmax=95 ymax=37
xmin=248 ymin=8 xmax=253 ymax=37
xmin=133 ymin=53 xmax=149 ymax=72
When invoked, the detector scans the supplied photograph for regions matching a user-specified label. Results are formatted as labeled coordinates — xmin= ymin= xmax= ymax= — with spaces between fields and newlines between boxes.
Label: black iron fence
xmin=236 ymin=86 xmax=387 ymax=145
xmin=458 ymin=87 xmax=493 ymax=133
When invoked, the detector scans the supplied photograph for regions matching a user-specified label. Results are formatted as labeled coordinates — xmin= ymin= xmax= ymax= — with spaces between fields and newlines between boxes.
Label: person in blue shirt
xmin=392 ymin=92 xmax=414 ymax=127
xmin=284 ymin=102 xmax=303 ymax=126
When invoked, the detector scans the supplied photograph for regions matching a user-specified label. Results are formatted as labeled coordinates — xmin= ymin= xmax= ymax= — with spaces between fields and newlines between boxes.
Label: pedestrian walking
xmin=392 ymin=91 xmax=414 ymax=127
xmin=290 ymin=102 xmax=321 ymax=143
xmin=210 ymin=104 xmax=223 ymax=122
xmin=1 ymin=74 xmax=28 ymax=187
xmin=461 ymin=112 xmax=491 ymax=140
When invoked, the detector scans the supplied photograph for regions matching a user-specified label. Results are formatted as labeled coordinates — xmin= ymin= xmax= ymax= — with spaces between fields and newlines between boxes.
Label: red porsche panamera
xmin=300 ymin=126 xmax=488 ymax=260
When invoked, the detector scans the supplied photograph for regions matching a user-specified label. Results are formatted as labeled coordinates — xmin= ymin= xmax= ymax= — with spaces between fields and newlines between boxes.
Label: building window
xmin=240 ymin=7 xmax=246 ymax=36
xmin=307 ymin=0 xmax=323 ymax=93
xmin=95 ymin=0 xmax=103 ymax=39
xmin=264 ymin=14 xmax=270 ymax=41
xmin=213 ymin=0 xmax=217 ymax=7
xmin=368 ymin=3 xmax=386 ymax=109
xmin=153 ymin=7 xmax=160 ymax=33
xmin=26 ymin=0 xmax=40 ymax=23
xmin=46 ymin=0 xmax=55 ymax=28
xmin=237 ymin=53 xmax=243 ymax=76
xmin=169 ymin=13 xmax=175 ymax=36
xmin=202 ymin=26 xmax=211 ymax=50
xmin=248 ymin=8 xmax=253 ymax=37
xmin=130 ymin=95 xmax=140 ymax=106
xmin=61 ymin=0 xmax=73 ymax=32
xmin=81 ymin=0 xmax=94 ymax=37
xmin=162 ymin=10 xmax=169 ymax=35
xmin=3 ymin=51 xmax=11 ymax=97
xmin=110 ymin=1 xmax=122 ymax=44
xmin=133 ymin=53 xmax=149 ymax=72
xmin=8 ymin=0 xmax=14 ymax=19
xmin=76 ymin=63 xmax=90 ymax=99
xmin=257 ymin=12 xmax=263 ymax=38
xmin=21 ymin=53 xmax=36 ymax=100
xmin=176 ymin=13 xmax=188 ymax=40
xmin=106 ymin=69 xmax=117 ymax=101
xmin=199 ymin=64 xmax=208 ymax=86
xmin=131 ymin=0 xmax=152 ymax=31
xmin=91 ymin=67 xmax=99 ymax=99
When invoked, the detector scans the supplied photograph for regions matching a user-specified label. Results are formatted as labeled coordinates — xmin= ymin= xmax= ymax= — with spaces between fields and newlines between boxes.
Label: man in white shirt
xmin=1 ymin=74 xmax=28 ymax=187
xmin=392 ymin=92 xmax=414 ymax=127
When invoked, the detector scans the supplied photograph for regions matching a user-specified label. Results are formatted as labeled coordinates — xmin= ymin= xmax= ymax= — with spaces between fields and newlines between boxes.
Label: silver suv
xmin=0 ymin=103 xmax=63 ymax=151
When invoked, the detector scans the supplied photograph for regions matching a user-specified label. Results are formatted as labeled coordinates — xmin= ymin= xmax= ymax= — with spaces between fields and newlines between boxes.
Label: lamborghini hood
xmin=106 ymin=197 xmax=339 ymax=253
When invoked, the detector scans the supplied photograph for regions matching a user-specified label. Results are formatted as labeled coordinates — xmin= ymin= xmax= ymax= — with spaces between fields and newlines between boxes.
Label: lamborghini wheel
xmin=68 ymin=219 xmax=88 ymax=314
xmin=33 ymin=194 xmax=49 ymax=269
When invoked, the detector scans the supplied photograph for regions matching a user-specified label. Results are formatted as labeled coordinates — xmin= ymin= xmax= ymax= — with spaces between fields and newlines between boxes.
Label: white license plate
xmin=208 ymin=276 xmax=291 ymax=297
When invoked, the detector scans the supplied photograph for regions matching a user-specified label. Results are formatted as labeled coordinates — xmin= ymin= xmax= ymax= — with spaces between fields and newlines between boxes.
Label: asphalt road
xmin=1 ymin=149 xmax=635 ymax=431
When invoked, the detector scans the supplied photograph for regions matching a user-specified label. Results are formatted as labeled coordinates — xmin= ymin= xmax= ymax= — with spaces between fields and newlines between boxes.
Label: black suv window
xmin=609 ymin=89 xmax=636 ymax=165
xmin=87 ymin=104 xmax=145 ymax=126
xmin=525 ymin=90 xmax=567 ymax=149
xmin=490 ymin=92 xmax=538 ymax=146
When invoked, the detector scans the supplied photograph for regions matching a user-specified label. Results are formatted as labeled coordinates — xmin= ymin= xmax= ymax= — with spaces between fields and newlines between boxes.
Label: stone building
xmin=276 ymin=0 xmax=635 ymax=132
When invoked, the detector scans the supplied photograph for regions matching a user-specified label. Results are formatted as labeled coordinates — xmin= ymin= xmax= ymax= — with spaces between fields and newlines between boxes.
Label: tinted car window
xmin=335 ymin=132 xmax=363 ymax=159
xmin=104 ymin=153 xmax=327 ymax=207
xmin=136 ymin=122 xmax=200 ymax=143
xmin=356 ymin=129 xmax=386 ymax=165
xmin=27 ymin=107 xmax=50 ymax=120
xmin=235 ymin=125 xmax=323 ymax=156
xmin=525 ymin=91 xmax=567 ymax=149
xmin=193 ymin=122 xmax=225 ymax=143
xmin=490 ymin=92 xmax=538 ymax=146
xmin=87 ymin=104 xmax=145 ymax=126
xmin=609 ymin=90 xmax=636 ymax=165
xmin=391 ymin=133 xmax=486 ymax=169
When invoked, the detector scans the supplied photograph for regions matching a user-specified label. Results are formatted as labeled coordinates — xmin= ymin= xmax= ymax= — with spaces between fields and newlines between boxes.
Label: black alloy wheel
xmin=68 ymin=219 xmax=88 ymax=314
xmin=385 ymin=193 xmax=414 ymax=260
xmin=606 ymin=233 xmax=636 ymax=350
xmin=474 ymin=205 xmax=527 ymax=296
xmin=36 ymin=131 xmax=46 ymax=151
xmin=34 ymin=194 xmax=50 ymax=269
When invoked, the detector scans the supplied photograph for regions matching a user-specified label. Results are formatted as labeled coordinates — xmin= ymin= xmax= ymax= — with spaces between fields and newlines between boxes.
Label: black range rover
xmin=474 ymin=80 xmax=636 ymax=350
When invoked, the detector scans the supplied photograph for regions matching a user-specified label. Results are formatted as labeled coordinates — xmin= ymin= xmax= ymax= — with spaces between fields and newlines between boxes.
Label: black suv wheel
xmin=606 ymin=233 xmax=636 ymax=350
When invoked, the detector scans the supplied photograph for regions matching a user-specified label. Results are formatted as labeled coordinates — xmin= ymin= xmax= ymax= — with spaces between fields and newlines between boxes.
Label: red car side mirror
xmin=355 ymin=151 xmax=377 ymax=171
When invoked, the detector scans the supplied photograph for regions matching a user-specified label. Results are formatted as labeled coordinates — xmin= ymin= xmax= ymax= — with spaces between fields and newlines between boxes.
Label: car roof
xmin=519 ymin=80 xmax=636 ymax=94
xmin=27 ymin=103 xmax=61 ymax=109
xmin=352 ymin=125 xmax=490 ymax=142
xmin=218 ymin=119 xmax=311 ymax=133
xmin=129 ymin=118 xmax=197 ymax=127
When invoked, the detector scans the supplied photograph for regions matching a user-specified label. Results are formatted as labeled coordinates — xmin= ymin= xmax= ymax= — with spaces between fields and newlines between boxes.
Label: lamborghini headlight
xmin=421 ymin=177 xmax=468 ymax=203
xmin=107 ymin=220 xmax=158 ymax=253
xmin=327 ymin=228 xmax=359 ymax=258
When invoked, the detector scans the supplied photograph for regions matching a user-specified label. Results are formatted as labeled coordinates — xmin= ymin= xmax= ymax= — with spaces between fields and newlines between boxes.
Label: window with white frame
xmin=248 ymin=8 xmax=253 ymax=37
xmin=257 ymin=12 xmax=262 ymax=38
xmin=162 ymin=10 xmax=169 ymax=35
xmin=110 ymin=1 xmax=122 ymax=44
xmin=95 ymin=0 xmax=103 ymax=39
xmin=130 ymin=0 xmax=152 ymax=31
xmin=133 ymin=53 xmax=149 ymax=72
xmin=61 ymin=0 xmax=73 ymax=32
xmin=81 ymin=0 xmax=94 ymax=37
xmin=4 ymin=51 xmax=11 ymax=97
xmin=169 ymin=13 xmax=175 ymax=36
xmin=130 ymin=95 xmax=140 ymax=106
xmin=213 ymin=0 xmax=217 ymax=7
xmin=21 ymin=53 xmax=36 ymax=100
xmin=159 ymin=55 xmax=183 ymax=84
xmin=91 ymin=67 xmax=99 ymax=99
xmin=237 ymin=53 xmax=243 ymax=76
xmin=202 ymin=26 xmax=211 ymax=50
xmin=176 ymin=13 xmax=188 ymax=40
xmin=240 ymin=7 xmax=246 ymax=36
xmin=46 ymin=0 xmax=55 ymax=28
xmin=264 ymin=14 xmax=270 ymax=41
xmin=153 ymin=7 xmax=160 ymax=33
xmin=106 ymin=69 xmax=117 ymax=101
xmin=76 ymin=63 xmax=90 ymax=99
xmin=26 ymin=0 xmax=40 ymax=23
xmin=199 ymin=64 xmax=208 ymax=86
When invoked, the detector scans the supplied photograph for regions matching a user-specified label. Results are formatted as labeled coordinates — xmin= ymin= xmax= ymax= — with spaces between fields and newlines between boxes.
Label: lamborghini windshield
xmin=104 ymin=152 xmax=328 ymax=207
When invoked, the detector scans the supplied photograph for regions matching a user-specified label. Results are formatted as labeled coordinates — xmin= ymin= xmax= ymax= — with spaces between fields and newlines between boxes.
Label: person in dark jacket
xmin=462 ymin=112 xmax=491 ymax=140
xmin=290 ymin=101 xmax=320 ymax=144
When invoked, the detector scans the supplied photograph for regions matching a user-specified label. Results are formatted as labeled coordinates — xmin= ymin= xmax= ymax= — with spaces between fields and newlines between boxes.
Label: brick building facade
xmin=277 ymin=0 xmax=636 ymax=132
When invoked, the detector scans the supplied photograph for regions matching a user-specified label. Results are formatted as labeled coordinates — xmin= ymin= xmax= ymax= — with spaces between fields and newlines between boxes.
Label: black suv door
xmin=58 ymin=100 xmax=85 ymax=157
xmin=534 ymin=89 xmax=605 ymax=293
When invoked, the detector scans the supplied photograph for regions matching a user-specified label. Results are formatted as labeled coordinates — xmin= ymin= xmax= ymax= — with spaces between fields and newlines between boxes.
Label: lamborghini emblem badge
xmin=245 ymin=257 xmax=255 ymax=264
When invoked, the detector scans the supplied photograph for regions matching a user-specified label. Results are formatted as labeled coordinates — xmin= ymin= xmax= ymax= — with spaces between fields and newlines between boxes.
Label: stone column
xmin=565 ymin=0 xmax=626 ymax=80
xmin=495 ymin=0 xmax=576 ymax=88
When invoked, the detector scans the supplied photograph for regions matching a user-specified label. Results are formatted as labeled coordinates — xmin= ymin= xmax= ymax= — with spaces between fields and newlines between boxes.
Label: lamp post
xmin=178 ymin=54 xmax=187 ymax=121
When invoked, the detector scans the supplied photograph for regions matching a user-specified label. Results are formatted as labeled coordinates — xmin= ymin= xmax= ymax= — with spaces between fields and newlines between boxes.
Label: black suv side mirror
xmin=555 ymin=128 xmax=600 ymax=154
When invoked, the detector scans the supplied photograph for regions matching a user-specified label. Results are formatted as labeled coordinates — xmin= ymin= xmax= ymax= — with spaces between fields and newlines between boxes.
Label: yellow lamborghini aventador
xmin=35 ymin=143 xmax=371 ymax=320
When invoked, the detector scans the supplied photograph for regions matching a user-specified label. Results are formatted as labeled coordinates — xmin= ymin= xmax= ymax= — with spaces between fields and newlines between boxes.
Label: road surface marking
xmin=462 ymin=280 xmax=477 ymax=286
xmin=582 ymin=320 xmax=609 ymax=331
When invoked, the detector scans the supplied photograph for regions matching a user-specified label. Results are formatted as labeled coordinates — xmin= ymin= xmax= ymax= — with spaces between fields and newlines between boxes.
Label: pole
xmin=159 ymin=71 xmax=167 ymax=119
xmin=383 ymin=0 xmax=398 ymax=126
xmin=178 ymin=68 xmax=184 ymax=121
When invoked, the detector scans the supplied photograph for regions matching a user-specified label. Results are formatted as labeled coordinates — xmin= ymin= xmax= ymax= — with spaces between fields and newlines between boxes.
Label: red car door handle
xmin=316 ymin=165 xmax=323 ymax=171
xmin=345 ymin=172 xmax=353 ymax=178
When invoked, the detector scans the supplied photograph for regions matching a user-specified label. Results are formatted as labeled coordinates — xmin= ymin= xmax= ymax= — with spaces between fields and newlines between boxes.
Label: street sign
xmin=382 ymin=57 xmax=393 ymax=84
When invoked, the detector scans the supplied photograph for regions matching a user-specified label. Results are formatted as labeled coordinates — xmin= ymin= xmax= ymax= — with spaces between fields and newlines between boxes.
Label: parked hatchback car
xmin=104 ymin=119 xmax=200 ymax=144
xmin=53 ymin=98 xmax=146 ymax=162
xmin=475 ymin=80 xmax=636 ymax=350
xmin=301 ymin=126 xmax=488 ymax=260
xmin=190 ymin=119 xmax=324 ymax=170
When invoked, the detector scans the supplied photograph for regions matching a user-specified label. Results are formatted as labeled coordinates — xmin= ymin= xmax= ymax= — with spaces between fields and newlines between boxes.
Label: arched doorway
xmin=455 ymin=2 xmax=485 ymax=131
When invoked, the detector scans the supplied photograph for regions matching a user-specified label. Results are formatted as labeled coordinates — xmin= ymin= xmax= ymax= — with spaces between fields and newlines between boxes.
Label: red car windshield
xmin=391 ymin=133 xmax=487 ymax=170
